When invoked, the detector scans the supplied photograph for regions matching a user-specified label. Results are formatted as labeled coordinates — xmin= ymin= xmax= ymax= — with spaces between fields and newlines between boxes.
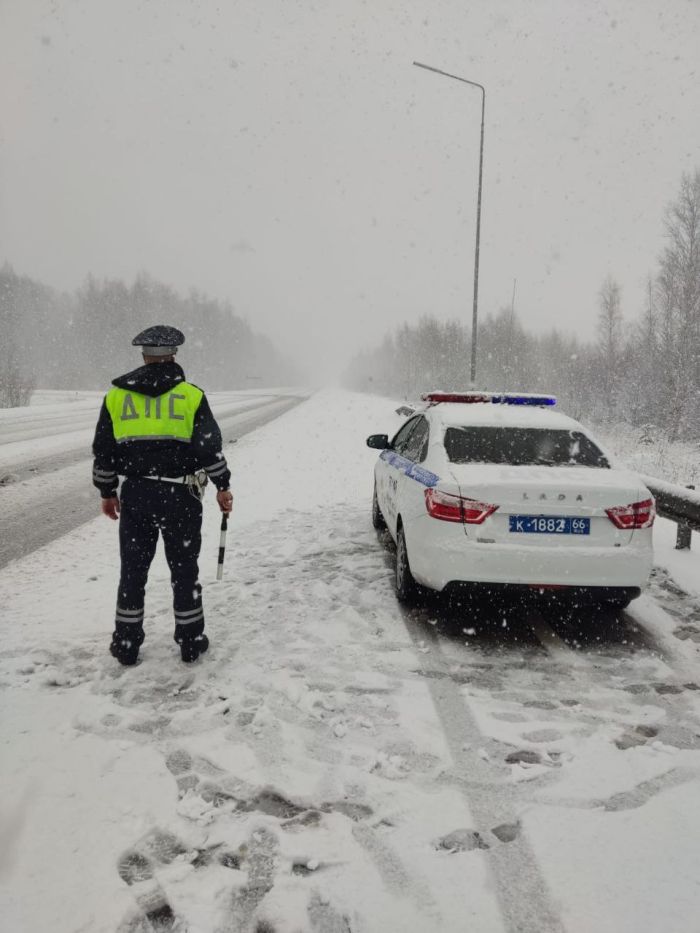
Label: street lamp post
xmin=413 ymin=61 xmax=485 ymax=386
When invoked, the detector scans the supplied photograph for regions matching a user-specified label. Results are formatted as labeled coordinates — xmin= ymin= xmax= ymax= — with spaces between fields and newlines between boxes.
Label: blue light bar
xmin=490 ymin=394 xmax=557 ymax=406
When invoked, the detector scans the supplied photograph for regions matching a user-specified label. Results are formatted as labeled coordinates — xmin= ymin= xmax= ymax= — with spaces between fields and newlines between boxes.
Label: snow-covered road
xmin=0 ymin=389 xmax=304 ymax=473
xmin=1 ymin=390 xmax=700 ymax=933
xmin=0 ymin=391 xmax=306 ymax=568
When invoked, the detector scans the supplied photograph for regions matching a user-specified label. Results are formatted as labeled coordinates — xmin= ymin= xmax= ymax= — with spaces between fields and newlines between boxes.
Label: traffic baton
xmin=216 ymin=512 xmax=228 ymax=581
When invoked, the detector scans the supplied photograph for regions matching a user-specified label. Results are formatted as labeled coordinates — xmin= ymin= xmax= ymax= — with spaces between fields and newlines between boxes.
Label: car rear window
xmin=444 ymin=426 xmax=610 ymax=468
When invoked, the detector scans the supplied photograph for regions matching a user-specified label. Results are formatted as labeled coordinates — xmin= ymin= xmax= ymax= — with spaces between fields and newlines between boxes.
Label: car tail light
xmin=605 ymin=498 xmax=655 ymax=529
xmin=425 ymin=489 xmax=499 ymax=524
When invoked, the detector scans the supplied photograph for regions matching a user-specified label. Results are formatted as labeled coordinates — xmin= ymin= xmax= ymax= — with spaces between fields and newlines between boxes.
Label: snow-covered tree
xmin=595 ymin=275 xmax=623 ymax=419
xmin=656 ymin=169 xmax=700 ymax=439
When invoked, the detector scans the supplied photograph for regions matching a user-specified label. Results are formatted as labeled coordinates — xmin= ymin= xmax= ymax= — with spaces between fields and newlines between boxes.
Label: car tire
xmin=396 ymin=525 xmax=418 ymax=604
xmin=602 ymin=595 xmax=632 ymax=612
xmin=372 ymin=482 xmax=386 ymax=530
xmin=595 ymin=588 xmax=635 ymax=613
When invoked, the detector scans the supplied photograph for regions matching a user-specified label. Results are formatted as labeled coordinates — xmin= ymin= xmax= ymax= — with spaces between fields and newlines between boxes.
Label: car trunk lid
xmin=445 ymin=464 xmax=644 ymax=547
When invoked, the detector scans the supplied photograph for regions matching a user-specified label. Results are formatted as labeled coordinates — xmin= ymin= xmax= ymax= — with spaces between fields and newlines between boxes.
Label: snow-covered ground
xmin=1 ymin=390 xmax=700 ymax=933
xmin=594 ymin=421 xmax=700 ymax=487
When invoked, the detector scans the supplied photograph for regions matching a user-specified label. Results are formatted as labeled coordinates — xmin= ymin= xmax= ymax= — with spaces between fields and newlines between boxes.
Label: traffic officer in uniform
xmin=92 ymin=325 xmax=233 ymax=665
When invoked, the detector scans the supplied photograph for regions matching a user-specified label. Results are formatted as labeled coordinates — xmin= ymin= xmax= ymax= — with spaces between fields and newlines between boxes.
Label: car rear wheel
xmin=590 ymin=587 xmax=638 ymax=613
xmin=599 ymin=595 xmax=632 ymax=612
xmin=372 ymin=482 xmax=386 ymax=530
xmin=396 ymin=525 xmax=418 ymax=604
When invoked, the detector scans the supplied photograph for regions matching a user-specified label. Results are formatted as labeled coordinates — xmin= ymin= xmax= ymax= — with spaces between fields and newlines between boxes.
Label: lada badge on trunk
xmin=522 ymin=492 xmax=584 ymax=501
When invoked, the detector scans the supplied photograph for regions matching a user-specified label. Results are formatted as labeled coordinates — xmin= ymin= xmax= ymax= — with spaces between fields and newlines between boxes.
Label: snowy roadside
xmin=587 ymin=422 xmax=700 ymax=601
xmin=593 ymin=421 xmax=700 ymax=487
xmin=1 ymin=389 xmax=700 ymax=933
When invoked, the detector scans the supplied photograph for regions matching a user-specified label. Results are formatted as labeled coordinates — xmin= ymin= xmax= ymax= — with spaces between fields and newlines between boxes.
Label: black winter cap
xmin=132 ymin=325 xmax=185 ymax=351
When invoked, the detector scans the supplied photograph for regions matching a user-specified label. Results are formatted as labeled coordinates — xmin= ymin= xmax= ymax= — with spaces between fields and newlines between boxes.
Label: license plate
xmin=509 ymin=515 xmax=590 ymax=535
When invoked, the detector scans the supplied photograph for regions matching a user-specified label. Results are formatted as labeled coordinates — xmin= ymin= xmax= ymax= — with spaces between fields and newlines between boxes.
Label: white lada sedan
xmin=367 ymin=393 xmax=654 ymax=609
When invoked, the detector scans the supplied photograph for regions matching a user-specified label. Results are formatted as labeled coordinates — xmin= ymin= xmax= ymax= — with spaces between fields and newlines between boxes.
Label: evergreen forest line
xmin=0 ymin=269 xmax=297 ymax=405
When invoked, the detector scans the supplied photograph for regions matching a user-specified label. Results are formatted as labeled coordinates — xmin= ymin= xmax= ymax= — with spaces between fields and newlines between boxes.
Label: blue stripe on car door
xmin=380 ymin=450 xmax=439 ymax=487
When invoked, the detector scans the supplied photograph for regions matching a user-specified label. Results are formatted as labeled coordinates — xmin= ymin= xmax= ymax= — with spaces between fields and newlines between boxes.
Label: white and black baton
xmin=216 ymin=512 xmax=228 ymax=581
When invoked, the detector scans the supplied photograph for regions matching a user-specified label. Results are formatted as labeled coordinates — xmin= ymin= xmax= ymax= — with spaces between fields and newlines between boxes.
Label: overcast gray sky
xmin=1 ymin=0 xmax=699 ymax=381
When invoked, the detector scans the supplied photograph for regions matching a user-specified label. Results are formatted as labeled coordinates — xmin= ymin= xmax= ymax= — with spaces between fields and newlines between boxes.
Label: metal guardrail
xmin=642 ymin=476 xmax=699 ymax=550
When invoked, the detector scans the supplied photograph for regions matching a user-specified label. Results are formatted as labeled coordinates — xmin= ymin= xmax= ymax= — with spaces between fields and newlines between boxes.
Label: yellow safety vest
xmin=105 ymin=383 xmax=203 ymax=444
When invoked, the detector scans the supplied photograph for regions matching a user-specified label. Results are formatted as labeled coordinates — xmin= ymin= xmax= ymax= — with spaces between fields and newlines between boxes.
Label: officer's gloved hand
xmin=216 ymin=490 xmax=233 ymax=514
xmin=101 ymin=497 xmax=120 ymax=521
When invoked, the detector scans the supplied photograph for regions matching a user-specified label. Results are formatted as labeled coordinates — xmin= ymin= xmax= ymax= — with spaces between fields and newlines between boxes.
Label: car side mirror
xmin=366 ymin=434 xmax=391 ymax=450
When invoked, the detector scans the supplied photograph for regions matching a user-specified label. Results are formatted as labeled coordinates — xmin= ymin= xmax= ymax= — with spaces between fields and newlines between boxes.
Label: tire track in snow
xmin=396 ymin=579 xmax=700 ymax=931
xmin=400 ymin=608 xmax=566 ymax=933
xmin=350 ymin=821 xmax=441 ymax=919
xmin=625 ymin=593 xmax=700 ymax=687
xmin=532 ymin=599 xmax=700 ymax=755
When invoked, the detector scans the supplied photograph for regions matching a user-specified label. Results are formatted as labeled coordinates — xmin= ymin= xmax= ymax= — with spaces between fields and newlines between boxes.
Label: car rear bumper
xmin=405 ymin=517 xmax=653 ymax=592
xmin=442 ymin=581 xmax=641 ymax=605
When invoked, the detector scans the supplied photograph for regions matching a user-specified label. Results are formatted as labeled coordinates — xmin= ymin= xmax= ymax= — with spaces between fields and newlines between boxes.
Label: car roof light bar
xmin=422 ymin=392 xmax=557 ymax=407
xmin=490 ymin=394 xmax=557 ymax=406
xmin=422 ymin=392 xmax=491 ymax=404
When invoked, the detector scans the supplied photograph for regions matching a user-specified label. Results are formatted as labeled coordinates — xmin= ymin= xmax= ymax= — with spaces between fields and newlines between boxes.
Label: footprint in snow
xmin=228 ymin=827 xmax=278 ymax=933
xmin=436 ymin=829 xmax=490 ymax=852
xmin=326 ymin=800 xmax=374 ymax=821
xmin=308 ymin=891 xmax=353 ymax=932
xmin=282 ymin=809 xmax=324 ymax=831
xmin=522 ymin=699 xmax=558 ymax=710
xmin=491 ymin=822 xmax=521 ymax=843
xmin=165 ymin=746 xmax=253 ymax=808
xmin=117 ymin=827 xmax=244 ymax=931
xmin=653 ymin=683 xmax=684 ymax=695
xmin=239 ymin=789 xmax=307 ymax=819
xmin=505 ymin=749 xmax=542 ymax=765
xmin=117 ymin=834 xmax=183 ymax=932
xmin=165 ymin=746 xmax=375 ymax=829
xmin=521 ymin=728 xmax=563 ymax=743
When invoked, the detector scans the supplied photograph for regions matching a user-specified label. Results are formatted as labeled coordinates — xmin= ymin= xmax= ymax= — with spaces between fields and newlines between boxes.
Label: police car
xmin=367 ymin=392 xmax=654 ymax=609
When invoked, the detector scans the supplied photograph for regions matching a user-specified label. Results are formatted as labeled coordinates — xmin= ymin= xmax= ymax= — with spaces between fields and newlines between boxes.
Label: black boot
xmin=179 ymin=633 xmax=209 ymax=663
xmin=109 ymin=634 xmax=140 ymax=666
xmin=110 ymin=623 xmax=144 ymax=666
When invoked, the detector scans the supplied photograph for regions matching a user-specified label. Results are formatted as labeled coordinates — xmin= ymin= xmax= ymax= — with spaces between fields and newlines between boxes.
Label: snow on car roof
xmin=428 ymin=402 xmax=585 ymax=432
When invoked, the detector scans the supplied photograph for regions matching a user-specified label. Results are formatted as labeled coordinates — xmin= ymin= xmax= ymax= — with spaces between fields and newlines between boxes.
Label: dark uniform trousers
xmin=115 ymin=479 xmax=205 ymax=646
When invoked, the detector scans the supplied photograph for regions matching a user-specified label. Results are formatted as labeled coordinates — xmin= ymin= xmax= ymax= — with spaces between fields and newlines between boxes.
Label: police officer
xmin=92 ymin=325 xmax=233 ymax=665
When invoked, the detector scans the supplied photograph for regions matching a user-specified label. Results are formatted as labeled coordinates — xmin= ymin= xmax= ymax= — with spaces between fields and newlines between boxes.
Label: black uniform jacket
xmin=92 ymin=362 xmax=231 ymax=498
